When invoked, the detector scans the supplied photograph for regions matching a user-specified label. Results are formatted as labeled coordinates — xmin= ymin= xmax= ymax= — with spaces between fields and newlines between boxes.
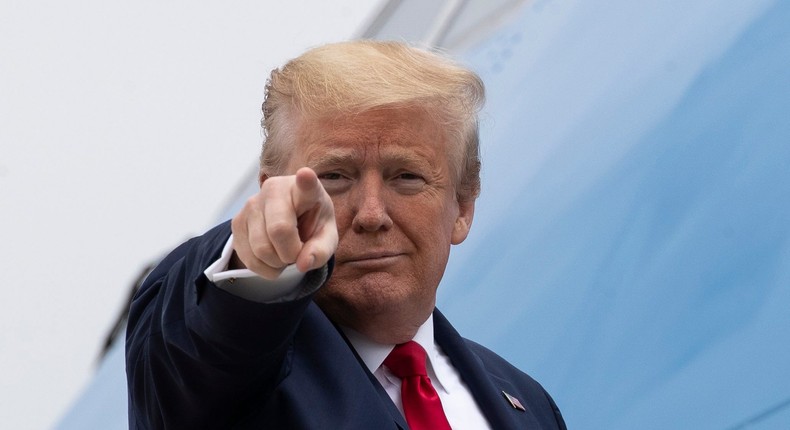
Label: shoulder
xmin=462 ymin=338 xmax=567 ymax=429
xmin=127 ymin=220 xmax=233 ymax=336
xmin=462 ymin=338 xmax=540 ymax=385
xmin=435 ymin=310 xmax=567 ymax=427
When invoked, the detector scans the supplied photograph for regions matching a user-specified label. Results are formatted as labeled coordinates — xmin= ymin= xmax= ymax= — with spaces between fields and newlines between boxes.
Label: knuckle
xmin=251 ymin=242 xmax=276 ymax=259
xmin=261 ymin=176 xmax=287 ymax=192
xmin=266 ymin=220 xmax=295 ymax=240
xmin=230 ymin=216 xmax=241 ymax=232
xmin=244 ymin=193 xmax=261 ymax=209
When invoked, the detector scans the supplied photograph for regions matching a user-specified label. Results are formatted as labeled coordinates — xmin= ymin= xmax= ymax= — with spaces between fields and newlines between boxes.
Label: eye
xmin=396 ymin=172 xmax=423 ymax=181
xmin=391 ymin=171 xmax=426 ymax=194
xmin=318 ymin=172 xmax=345 ymax=181
xmin=317 ymin=171 xmax=352 ymax=194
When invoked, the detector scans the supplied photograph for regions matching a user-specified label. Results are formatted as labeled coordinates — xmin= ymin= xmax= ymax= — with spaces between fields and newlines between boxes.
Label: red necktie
xmin=384 ymin=341 xmax=452 ymax=430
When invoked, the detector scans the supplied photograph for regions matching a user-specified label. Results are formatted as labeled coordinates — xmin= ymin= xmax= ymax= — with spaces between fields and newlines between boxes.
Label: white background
xmin=0 ymin=1 xmax=383 ymax=428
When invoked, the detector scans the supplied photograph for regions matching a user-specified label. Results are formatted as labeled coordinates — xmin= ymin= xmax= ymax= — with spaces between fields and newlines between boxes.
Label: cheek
xmin=401 ymin=210 xmax=456 ymax=254
xmin=329 ymin=195 xmax=353 ymax=230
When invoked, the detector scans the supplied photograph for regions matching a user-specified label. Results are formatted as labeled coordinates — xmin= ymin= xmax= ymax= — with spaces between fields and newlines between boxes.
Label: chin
xmin=315 ymin=277 xmax=427 ymax=326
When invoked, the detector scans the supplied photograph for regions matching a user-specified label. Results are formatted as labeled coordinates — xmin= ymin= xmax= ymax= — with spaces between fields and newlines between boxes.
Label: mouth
xmin=340 ymin=252 xmax=405 ymax=265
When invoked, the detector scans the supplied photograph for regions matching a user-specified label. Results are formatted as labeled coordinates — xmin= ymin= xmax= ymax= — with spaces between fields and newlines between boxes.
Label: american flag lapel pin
xmin=502 ymin=391 xmax=526 ymax=412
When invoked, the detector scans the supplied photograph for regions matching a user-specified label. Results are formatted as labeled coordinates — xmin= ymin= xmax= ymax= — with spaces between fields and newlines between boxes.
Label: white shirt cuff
xmin=203 ymin=234 xmax=307 ymax=303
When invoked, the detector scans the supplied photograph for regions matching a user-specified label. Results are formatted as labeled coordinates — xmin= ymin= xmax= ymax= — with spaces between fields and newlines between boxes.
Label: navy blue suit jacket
xmin=126 ymin=222 xmax=566 ymax=429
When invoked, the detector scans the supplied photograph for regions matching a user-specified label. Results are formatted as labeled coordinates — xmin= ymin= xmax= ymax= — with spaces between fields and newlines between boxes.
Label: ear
xmin=451 ymin=199 xmax=475 ymax=245
xmin=258 ymin=171 xmax=269 ymax=187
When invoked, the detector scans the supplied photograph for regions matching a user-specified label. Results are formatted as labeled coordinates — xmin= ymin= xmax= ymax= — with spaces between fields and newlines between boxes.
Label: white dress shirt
xmin=343 ymin=317 xmax=491 ymax=429
xmin=204 ymin=235 xmax=491 ymax=429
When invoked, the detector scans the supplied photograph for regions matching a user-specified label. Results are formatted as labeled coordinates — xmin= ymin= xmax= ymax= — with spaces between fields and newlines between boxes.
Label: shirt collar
xmin=341 ymin=314 xmax=449 ymax=392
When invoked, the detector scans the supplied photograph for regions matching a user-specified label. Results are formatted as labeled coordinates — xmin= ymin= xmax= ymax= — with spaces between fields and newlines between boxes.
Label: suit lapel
xmin=433 ymin=309 xmax=542 ymax=430
xmin=333 ymin=320 xmax=410 ymax=430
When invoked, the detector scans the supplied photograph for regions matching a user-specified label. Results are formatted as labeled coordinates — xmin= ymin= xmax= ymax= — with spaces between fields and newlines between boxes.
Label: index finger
xmin=291 ymin=167 xmax=325 ymax=215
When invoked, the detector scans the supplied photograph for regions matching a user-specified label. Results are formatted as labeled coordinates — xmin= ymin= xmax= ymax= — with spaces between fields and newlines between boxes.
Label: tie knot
xmin=384 ymin=341 xmax=428 ymax=378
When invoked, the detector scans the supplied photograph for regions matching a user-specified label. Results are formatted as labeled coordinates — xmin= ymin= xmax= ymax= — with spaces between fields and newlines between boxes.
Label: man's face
xmin=284 ymin=107 xmax=474 ymax=340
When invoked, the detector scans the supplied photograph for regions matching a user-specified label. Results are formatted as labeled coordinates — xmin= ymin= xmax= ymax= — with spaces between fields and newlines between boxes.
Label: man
xmin=126 ymin=40 xmax=566 ymax=429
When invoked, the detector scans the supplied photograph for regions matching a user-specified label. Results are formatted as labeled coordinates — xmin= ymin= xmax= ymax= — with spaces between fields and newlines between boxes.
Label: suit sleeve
xmin=125 ymin=221 xmax=328 ymax=429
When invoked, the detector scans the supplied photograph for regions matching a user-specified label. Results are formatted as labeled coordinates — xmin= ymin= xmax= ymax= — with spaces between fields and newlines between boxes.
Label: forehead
xmin=288 ymin=108 xmax=450 ymax=169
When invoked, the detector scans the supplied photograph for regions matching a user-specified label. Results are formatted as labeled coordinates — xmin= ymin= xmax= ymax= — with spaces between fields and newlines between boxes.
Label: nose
xmin=351 ymin=174 xmax=393 ymax=233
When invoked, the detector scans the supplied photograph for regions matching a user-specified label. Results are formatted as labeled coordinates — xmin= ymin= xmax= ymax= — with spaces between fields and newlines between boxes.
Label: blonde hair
xmin=260 ymin=40 xmax=485 ymax=201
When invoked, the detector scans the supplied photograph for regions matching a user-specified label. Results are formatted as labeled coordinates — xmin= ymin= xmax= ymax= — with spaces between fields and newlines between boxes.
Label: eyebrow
xmin=382 ymin=151 xmax=433 ymax=169
xmin=308 ymin=148 xmax=363 ymax=169
xmin=308 ymin=147 xmax=435 ymax=170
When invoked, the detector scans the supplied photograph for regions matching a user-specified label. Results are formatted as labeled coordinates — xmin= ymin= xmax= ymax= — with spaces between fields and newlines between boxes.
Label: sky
xmin=0 ymin=1 xmax=383 ymax=428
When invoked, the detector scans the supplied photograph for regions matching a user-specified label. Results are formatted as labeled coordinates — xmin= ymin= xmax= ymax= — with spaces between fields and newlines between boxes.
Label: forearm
xmin=125 ymin=221 xmax=327 ymax=428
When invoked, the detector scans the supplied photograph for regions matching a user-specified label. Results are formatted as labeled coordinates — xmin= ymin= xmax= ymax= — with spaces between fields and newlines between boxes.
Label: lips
xmin=340 ymin=251 xmax=404 ymax=263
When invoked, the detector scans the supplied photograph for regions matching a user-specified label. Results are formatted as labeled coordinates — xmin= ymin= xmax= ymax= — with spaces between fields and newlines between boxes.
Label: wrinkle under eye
xmin=390 ymin=173 xmax=427 ymax=195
